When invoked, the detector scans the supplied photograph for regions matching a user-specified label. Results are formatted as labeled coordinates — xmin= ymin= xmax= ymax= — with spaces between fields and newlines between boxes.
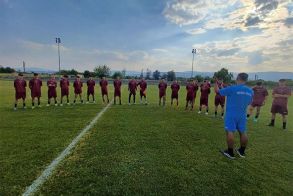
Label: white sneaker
xmin=128 ymin=103 xmax=131 ymax=105
xmin=23 ymin=106 xmax=27 ymax=109
xmin=32 ymin=106 xmax=35 ymax=109
xmin=67 ymin=102 xmax=70 ymax=105
xmin=14 ymin=107 xmax=17 ymax=111
xmin=55 ymin=104 xmax=58 ymax=106
xmin=38 ymin=105 xmax=42 ymax=108
xmin=60 ymin=104 xmax=63 ymax=106
xmin=198 ymin=111 xmax=201 ymax=114
xmin=205 ymin=112 xmax=209 ymax=115
xmin=86 ymin=101 xmax=89 ymax=104
xmin=93 ymin=101 xmax=96 ymax=104
xmin=46 ymin=104 xmax=50 ymax=107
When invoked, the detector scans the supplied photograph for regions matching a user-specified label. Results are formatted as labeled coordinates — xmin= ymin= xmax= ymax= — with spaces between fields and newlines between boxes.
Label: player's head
xmin=256 ymin=81 xmax=262 ymax=86
xmin=63 ymin=74 xmax=68 ymax=79
xmin=76 ymin=75 xmax=80 ymax=80
xmin=51 ymin=74 xmax=55 ymax=79
xmin=18 ymin=73 xmax=23 ymax=79
xmin=117 ymin=76 xmax=120 ymax=80
xmin=102 ymin=76 xmax=105 ymax=80
xmin=33 ymin=73 xmax=39 ymax=78
xmin=279 ymin=79 xmax=286 ymax=86
xmin=236 ymin=73 xmax=248 ymax=84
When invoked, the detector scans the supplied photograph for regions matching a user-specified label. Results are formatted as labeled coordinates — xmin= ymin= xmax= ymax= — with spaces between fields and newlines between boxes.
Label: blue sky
xmin=0 ymin=0 xmax=293 ymax=72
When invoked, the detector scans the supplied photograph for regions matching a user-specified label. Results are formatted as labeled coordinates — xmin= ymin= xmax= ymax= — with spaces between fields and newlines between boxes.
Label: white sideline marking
xmin=22 ymin=101 xmax=113 ymax=196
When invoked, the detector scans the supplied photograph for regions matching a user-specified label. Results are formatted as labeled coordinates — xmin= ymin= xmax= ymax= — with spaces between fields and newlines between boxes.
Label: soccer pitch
xmin=0 ymin=80 xmax=292 ymax=195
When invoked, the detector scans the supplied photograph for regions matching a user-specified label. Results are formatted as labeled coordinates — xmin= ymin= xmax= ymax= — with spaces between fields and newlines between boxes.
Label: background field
xmin=0 ymin=79 xmax=292 ymax=195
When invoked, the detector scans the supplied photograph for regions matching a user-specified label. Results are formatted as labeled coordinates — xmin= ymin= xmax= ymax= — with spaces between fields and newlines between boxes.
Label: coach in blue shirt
xmin=215 ymin=73 xmax=253 ymax=159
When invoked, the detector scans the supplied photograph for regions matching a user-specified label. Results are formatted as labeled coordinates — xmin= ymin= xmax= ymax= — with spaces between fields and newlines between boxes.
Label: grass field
xmin=0 ymin=79 xmax=292 ymax=195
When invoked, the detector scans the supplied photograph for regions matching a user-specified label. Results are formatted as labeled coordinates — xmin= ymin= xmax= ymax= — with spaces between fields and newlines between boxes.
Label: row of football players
xmin=14 ymin=73 xmax=270 ymax=119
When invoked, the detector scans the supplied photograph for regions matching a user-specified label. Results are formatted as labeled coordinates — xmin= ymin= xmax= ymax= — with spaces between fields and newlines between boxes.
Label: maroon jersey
xmin=47 ymin=79 xmax=57 ymax=98
xmin=272 ymin=86 xmax=291 ymax=107
xmin=200 ymin=84 xmax=211 ymax=98
xmin=215 ymin=82 xmax=226 ymax=106
xmin=87 ymin=79 xmax=95 ymax=95
xmin=158 ymin=82 xmax=167 ymax=92
xmin=251 ymin=86 xmax=268 ymax=106
xmin=73 ymin=80 xmax=83 ymax=94
xmin=14 ymin=79 xmax=27 ymax=94
xmin=128 ymin=80 xmax=137 ymax=93
xmin=171 ymin=82 xmax=180 ymax=99
xmin=114 ymin=79 xmax=122 ymax=97
xmin=14 ymin=78 xmax=27 ymax=99
xmin=29 ymin=78 xmax=42 ymax=98
xmin=60 ymin=78 xmax=69 ymax=96
xmin=186 ymin=83 xmax=196 ymax=101
xmin=138 ymin=80 xmax=147 ymax=92
xmin=99 ymin=79 xmax=108 ymax=95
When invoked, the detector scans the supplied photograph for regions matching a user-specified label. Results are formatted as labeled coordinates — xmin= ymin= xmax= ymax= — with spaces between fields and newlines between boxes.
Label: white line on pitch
xmin=22 ymin=101 xmax=113 ymax=196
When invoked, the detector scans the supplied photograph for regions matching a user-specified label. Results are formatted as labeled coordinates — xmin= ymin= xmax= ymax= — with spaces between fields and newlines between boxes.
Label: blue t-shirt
xmin=219 ymin=84 xmax=253 ymax=118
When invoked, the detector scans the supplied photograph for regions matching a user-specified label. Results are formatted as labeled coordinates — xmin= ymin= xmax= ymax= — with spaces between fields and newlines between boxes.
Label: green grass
xmin=0 ymin=80 xmax=292 ymax=195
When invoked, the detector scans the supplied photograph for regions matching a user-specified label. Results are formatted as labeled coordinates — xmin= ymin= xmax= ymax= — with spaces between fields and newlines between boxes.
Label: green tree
xmin=167 ymin=70 xmax=176 ymax=81
xmin=112 ymin=71 xmax=123 ymax=79
xmin=0 ymin=66 xmax=15 ymax=73
xmin=194 ymin=75 xmax=204 ymax=82
xmin=213 ymin=68 xmax=233 ymax=83
xmin=153 ymin=70 xmax=160 ymax=80
xmin=83 ymin=70 xmax=91 ymax=78
xmin=94 ymin=65 xmax=111 ymax=78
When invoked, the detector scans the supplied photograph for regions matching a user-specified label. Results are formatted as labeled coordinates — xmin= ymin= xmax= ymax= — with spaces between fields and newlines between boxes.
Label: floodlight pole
xmin=191 ymin=49 xmax=196 ymax=78
xmin=56 ymin=37 xmax=61 ymax=74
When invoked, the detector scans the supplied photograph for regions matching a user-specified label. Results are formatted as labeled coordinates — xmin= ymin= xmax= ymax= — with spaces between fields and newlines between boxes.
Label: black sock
xmin=270 ymin=119 xmax=275 ymax=125
xmin=206 ymin=109 xmax=209 ymax=113
xmin=221 ymin=113 xmax=224 ymax=117
xmin=239 ymin=146 xmax=246 ymax=154
xmin=38 ymin=101 xmax=40 ymax=106
xmin=14 ymin=103 xmax=17 ymax=108
xmin=199 ymin=107 xmax=202 ymax=111
xmin=247 ymin=114 xmax=250 ymax=118
xmin=215 ymin=111 xmax=217 ymax=116
xmin=228 ymin=148 xmax=234 ymax=156
xmin=48 ymin=100 xmax=50 ymax=104
xmin=283 ymin=122 xmax=287 ymax=129
xmin=23 ymin=103 xmax=26 ymax=107
xmin=32 ymin=102 xmax=35 ymax=106
xmin=255 ymin=114 xmax=259 ymax=119
xmin=67 ymin=99 xmax=69 ymax=103
xmin=81 ymin=100 xmax=84 ymax=103
xmin=74 ymin=100 xmax=76 ymax=103
xmin=55 ymin=100 xmax=57 ymax=104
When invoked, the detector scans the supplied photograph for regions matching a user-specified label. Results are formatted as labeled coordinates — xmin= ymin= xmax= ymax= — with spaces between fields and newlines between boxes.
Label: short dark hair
xmin=64 ymin=75 xmax=68 ymax=78
xmin=18 ymin=73 xmax=23 ymax=76
xmin=33 ymin=73 xmax=38 ymax=76
xmin=256 ymin=81 xmax=262 ymax=86
xmin=237 ymin=73 xmax=248 ymax=82
xmin=279 ymin=79 xmax=286 ymax=83
xmin=76 ymin=75 xmax=80 ymax=78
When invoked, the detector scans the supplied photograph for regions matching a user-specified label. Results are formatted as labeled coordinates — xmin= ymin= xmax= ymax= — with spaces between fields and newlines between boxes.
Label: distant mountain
xmin=7 ymin=66 xmax=293 ymax=81
xmin=125 ymin=71 xmax=293 ymax=81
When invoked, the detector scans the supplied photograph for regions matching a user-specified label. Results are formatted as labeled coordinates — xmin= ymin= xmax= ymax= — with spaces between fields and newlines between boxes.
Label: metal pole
xmin=58 ymin=42 xmax=61 ymax=73
xmin=192 ymin=52 xmax=195 ymax=78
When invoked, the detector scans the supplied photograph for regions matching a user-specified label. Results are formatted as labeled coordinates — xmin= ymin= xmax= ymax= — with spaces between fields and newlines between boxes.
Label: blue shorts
xmin=224 ymin=115 xmax=247 ymax=133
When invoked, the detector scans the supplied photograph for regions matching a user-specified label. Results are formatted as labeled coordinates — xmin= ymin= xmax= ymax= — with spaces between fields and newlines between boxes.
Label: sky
xmin=0 ymin=0 xmax=293 ymax=73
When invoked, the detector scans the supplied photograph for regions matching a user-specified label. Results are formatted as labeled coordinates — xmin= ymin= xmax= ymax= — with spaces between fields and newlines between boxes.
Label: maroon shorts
xmin=87 ymin=90 xmax=94 ymax=96
xmin=271 ymin=104 xmax=288 ymax=115
xmin=48 ymin=90 xmax=57 ymax=99
xmin=159 ymin=92 xmax=166 ymax=98
xmin=129 ymin=91 xmax=136 ymax=96
xmin=15 ymin=92 xmax=26 ymax=100
xmin=200 ymin=97 xmax=209 ymax=106
xmin=114 ymin=90 xmax=121 ymax=97
xmin=31 ymin=91 xmax=41 ymax=98
xmin=251 ymin=101 xmax=263 ymax=107
xmin=171 ymin=92 xmax=178 ymax=99
xmin=74 ymin=89 xmax=82 ymax=95
xmin=61 ymin=89 xmax=69 ymax=97
xmin=140 ymin=90 xmax=146 ymax=97
xmin=215 ymin=96 xmax=225 ymax=107
xmin=186 ymin=94 xmax=194 ymax=101
xmin=101 ymin=89 xmax=108 ymax=96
